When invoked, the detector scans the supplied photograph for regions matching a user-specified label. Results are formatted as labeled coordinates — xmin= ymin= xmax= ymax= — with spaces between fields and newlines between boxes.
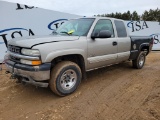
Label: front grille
xmin=8 ymin=45 xmax=21 ymax=54
xmin=8 ymin=45 xmax=21 ymax=62
xmin=10 ymin=55 xmax=20 ymax=62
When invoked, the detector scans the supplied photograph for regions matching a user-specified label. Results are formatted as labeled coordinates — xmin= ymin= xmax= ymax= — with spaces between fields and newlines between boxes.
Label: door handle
xmin=112 ymin=41 xmax=117 ymax=46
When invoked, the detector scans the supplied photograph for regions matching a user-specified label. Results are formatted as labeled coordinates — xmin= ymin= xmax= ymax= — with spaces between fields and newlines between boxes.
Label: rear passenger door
xmin=114 ymin=20 xmax=131 ymax=62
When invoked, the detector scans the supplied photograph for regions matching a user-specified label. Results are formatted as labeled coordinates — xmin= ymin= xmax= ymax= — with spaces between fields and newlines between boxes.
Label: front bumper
xmin=5 ymin=60 xmax=51 ymax=81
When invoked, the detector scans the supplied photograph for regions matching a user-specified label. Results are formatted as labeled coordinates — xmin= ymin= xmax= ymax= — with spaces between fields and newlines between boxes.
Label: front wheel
xmin=132 ymin=51 xmax=146 ymax=69
xmin=49 ymin=61 xmax=82 ymax=96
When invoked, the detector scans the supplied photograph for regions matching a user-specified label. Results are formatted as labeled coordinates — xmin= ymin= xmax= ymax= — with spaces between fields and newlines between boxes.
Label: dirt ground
xmin=0 ymin=52 xmax=160 ymax=120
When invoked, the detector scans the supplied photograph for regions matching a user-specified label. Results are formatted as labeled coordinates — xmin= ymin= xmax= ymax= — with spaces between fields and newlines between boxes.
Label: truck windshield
xmin=55 ymin=18 xmax=95 ymax=36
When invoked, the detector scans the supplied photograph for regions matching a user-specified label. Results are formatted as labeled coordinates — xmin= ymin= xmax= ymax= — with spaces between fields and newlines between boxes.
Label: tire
xmin=49 ymin=61 xmax=82 ymax=96
xmin=132 ymin=51 xmax=146 ymax=69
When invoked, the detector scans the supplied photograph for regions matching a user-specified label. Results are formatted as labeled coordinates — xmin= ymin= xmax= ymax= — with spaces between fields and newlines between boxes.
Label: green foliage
xmin=95 ymin=8 xmax=160 ymax=21
xmin=142 ymin=8 xmax=160 ymax=21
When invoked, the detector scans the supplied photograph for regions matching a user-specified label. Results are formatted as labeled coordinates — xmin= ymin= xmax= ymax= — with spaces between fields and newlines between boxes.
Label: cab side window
xmin=92 ymin=19 xmax=115 ymax=38
xmin=114 ymin=20 xmax=127 ymax=37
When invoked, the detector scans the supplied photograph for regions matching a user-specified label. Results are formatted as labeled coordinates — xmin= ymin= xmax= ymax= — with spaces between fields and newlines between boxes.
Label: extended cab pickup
xmin=5 ymin=17 xmax=153 ymax=96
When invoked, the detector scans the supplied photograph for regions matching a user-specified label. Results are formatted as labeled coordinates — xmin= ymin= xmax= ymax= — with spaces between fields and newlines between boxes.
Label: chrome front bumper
xmin=5 ymin=60 xmax=51 ymax=81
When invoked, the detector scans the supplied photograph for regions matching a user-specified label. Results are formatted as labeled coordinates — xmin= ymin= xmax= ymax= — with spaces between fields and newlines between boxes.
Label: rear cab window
xmin=114 ymin=20 xmax=127 ymax=37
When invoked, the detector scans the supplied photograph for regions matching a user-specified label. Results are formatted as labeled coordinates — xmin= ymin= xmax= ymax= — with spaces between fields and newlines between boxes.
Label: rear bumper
xmin=5 ymin=60 xmax=51 ymax=81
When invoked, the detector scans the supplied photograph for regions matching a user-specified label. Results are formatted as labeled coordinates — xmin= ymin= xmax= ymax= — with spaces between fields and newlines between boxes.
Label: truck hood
xmin=8 ymin=35 xmax=80 ymax=48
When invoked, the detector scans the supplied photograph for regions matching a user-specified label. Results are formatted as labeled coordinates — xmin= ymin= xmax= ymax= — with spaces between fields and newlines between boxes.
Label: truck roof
xmin=76 ymin=16 xmax=124 ymax=22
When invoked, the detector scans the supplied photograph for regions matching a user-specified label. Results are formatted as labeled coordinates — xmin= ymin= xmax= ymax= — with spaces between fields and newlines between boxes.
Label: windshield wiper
xmin=52 ymin=31 xmax=58 ymax=35
xmin=71 ymin=33 xmax=79 ymax=36
xmin=60 ymin=31 xmax=70 ymax=35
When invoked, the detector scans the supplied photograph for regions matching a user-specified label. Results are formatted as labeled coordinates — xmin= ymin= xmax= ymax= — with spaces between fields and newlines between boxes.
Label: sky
xmin=2 ymin=0 xmax=160 ymax=16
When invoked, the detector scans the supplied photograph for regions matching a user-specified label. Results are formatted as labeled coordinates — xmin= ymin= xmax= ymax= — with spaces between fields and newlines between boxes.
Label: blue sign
xmin=48 ymin=19 xmax=68 ymax=30
xmin=0 ymin=28 xmax=28 ymax=34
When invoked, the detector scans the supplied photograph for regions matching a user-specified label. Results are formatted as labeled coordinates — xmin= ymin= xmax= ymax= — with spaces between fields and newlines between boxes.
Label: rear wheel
xmin=49 ymin=61 xmax=82 ymax=96
xmin=132 ymin=51 xmax=146 ymax=69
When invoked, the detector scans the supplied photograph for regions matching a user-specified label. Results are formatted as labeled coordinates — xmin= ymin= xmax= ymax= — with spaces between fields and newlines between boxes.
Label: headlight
xmin=20 ymin=59 xmax=42 ymax=65
xmin=21 ymin=48 xmax=40 ymax=56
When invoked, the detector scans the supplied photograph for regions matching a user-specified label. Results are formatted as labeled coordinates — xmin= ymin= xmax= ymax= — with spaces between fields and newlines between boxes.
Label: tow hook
xmin=21 ymin=78 xmax=27 ymax=85
xmin=10 ymin=74 xmax=17 ymax=79
xmin=5 ymin=71 xmax=10 ymax=74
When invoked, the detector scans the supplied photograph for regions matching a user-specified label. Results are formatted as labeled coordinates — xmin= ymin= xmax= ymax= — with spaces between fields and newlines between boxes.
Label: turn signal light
xmin=32 ymin=60 xmax=42 ymax=65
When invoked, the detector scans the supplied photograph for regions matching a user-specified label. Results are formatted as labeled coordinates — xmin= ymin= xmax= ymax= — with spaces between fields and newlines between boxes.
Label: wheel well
xmin=141 ymin=46 xmax=149 ymax=55
xmin=51 ymin=54 xmax=86 ymax=80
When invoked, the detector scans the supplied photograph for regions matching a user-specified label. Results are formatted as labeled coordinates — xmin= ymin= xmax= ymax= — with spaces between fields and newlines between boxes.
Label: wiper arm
xmin=52 ymin=31 xmax=58 ymax=35
xmin=60 ymin=31 xmax=70 ymax=35
xmin=60 ymin=30 xmax=75 ymax=35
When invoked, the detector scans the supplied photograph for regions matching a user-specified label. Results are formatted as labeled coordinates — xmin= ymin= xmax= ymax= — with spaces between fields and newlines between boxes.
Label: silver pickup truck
xmin=5 ymin=17 xmax=153 ymax=96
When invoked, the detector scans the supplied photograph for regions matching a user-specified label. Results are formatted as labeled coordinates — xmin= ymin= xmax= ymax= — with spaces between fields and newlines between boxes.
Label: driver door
xmin=87 ymin=19 xmax=118 ymax=70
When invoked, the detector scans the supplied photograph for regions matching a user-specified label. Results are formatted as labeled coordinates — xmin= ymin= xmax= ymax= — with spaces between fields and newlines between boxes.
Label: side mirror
xmin=91 ymin=30 xmax=112 ymax=39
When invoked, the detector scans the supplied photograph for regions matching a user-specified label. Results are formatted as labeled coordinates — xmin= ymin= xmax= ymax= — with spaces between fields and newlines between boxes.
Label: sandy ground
xmin=0 ymin=52 xmax=160 ymax=120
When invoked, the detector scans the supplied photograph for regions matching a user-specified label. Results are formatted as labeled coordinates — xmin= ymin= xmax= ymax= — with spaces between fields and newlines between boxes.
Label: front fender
xmin=44 ymin=49 xmax=86 ymax=63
